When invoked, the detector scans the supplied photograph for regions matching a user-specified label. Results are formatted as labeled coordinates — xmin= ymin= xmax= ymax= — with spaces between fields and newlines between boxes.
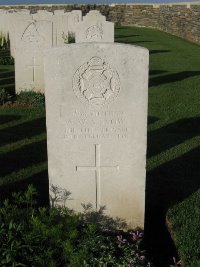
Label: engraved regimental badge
xmin=86 ymin=24 xmax=103 ymax=41
xmin=73 ymin=57 xmax=120 ymax=106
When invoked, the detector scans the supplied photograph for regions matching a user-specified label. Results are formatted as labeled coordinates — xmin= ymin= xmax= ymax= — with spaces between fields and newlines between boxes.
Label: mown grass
xmin=0 ymin=27 xmax=200 ymax=266
xmin=116 ymin=26 xmax=200 ymax=266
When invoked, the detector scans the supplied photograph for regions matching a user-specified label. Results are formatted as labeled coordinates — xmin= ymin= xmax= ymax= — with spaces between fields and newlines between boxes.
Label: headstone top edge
xmin=44 ymin=42 xmax=149 ymax=55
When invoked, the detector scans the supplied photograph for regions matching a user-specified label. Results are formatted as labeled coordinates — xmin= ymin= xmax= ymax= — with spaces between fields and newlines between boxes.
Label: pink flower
xmin=173 ymin=257 xmax=182 ymax=266
xmin=130 ymin=230 xmax=143 ymax=241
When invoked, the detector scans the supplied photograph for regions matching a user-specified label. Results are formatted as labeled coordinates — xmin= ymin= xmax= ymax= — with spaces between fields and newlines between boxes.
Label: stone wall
xmin=1 ymin=2 xmax=200 ymax=44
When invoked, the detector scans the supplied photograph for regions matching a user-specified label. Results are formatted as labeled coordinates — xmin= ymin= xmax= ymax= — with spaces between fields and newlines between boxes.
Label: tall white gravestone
xmin=45 ymin=43 xmax=149 ymax=228
xmin=15 ymin=17 xmax=53 ymax=93
xmin=75 ymin=10 xmax=114 ymax=43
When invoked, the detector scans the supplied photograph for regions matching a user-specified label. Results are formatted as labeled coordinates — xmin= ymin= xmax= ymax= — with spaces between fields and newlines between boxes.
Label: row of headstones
xmin=43 ymin=10 xmax=149 ymax=227
xmin=0 ymin=9 xmax=114 ymax=93
xmin=1 ymin=8 xmax=149 ymax=228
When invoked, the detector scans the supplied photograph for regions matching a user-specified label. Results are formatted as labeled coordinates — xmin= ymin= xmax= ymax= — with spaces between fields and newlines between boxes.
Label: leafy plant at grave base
xmin=62 ymin=31 xmax=75 ymax=44
xmin=62 ymin=32 xmax=69 ymax=44
xmin=67 ymin=31 xmax=75 ymax=43
xmin=0 ymin=185 xmax=152 ymax=267
xmin=0 ymin=37 xmax=10 ymax=50
xmin=15 ymin=91 xmax=45 ymax=107
xmin=0 ymin=88 xmax=12 ymax=105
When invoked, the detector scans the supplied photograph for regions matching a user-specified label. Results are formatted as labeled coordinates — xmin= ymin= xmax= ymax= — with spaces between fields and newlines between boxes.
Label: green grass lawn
xmin=0 ymin=27 xmax=200 ymax=267
xmin=115 ymin=27 xmax=200 ymax=266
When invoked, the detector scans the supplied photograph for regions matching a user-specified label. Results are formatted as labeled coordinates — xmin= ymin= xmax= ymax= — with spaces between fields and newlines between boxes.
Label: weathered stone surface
xmin=32 ymin=10 xmax=53 ymax=20
xmin=53 ymin=10 xmax=65 ymax=47
xmin=75 ymin=10 xmax=114 ymax=43
xmin=9 ymin=13 xmax=31 ymax=57
xmin=45 ymin=43 xmax=149 ymax=228
xmin=15 ymin=19 xmax=53 ymax=93
xmin=67 ymin=10 xmax=82 ymax=34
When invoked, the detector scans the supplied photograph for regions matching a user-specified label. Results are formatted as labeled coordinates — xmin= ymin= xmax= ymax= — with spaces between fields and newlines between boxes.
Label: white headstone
xmin=75 ymin=10 xmax=114 ymax=43
xmin=8 ymin=13 xmax=31 ymax=57
xmin=15 ymin=18 xmax=53 ymax=93
xmin=33 ymin=10 xmax=53 ymax=20
xmin=53 ymin=10 xmax=65 ymax=47
xmin=0 ymin=9 xmax=9 ymax=45
xmin=68 ymin=10 xmax=82 ymax=33
xmin=45 ymin=43 xmax=149 ymax=228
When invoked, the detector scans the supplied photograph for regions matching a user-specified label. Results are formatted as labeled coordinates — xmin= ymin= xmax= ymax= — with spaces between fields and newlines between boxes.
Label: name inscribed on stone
xmin=63 ymin=110 xmax=129 ymax=140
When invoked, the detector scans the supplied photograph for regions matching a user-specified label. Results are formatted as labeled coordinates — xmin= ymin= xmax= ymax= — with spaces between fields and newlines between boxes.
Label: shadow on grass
xmin=150 ymin=50 xmax=171 ymax=54
xmin=0 ymin=70 xmax=15 ymax=79
xmin=0 ymin=76 xmax=15 ymax=86
xmin=149 ymin=70 xmax=167 ymax=76
xmin=0 ymin=115 xmax=21 ymax=125
xmin=148 ymin=116 xmax=159 ymax=126
xmin=0 ymin=68 xmax=15 ymax=95
xmin=0 ymin=68 xmax=12 ymax=73
xmin=0 ymin=140 xmax=47 ymax=177
xmin=0 ymin=115 xmax=48 ymax=206
xmin=0 ymin=117 xmax=46 ymax=146
xmin=0 ymin=169 xmax=49 ymax=207
xmin=115 ymin=34 xmax=140 ymax=39
xmin=116 ymin=40 xmax=152 ymax=44
xmin=147 ymin=117 xmax=200 ymax=157
xmin=149 ymin=71 xmax=200 ymax=87
xmin=145 ymin=146 xmax=200 ymax=267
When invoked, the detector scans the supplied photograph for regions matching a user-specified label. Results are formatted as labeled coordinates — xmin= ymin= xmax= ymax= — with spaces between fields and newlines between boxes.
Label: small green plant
xmin=0 ymin=185 xmax=152 ymax=267
xmin=0 ymin=88 xmax=12 ymax=105
xmin=0 ymin=35 xmax=10 ymax=50
xmin=62 ymin=31 xmax=75 ymax=44
xmin=62 ymin=32 xmax=68 ymax=44
xmin=68 ymin=31 xmax=75 ymax=43
xmin=15 ymin=91 xmax=45 ymax=107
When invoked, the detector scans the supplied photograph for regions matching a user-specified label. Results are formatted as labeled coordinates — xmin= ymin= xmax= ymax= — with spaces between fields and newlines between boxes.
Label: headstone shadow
xmin=0 ymin=114 xmax=21 ymax=125
xmin=0 ymin=140 xmax=47 ymax=177
xmin=0 ymin=117 xmax=46 ymax=147
xmin=150 ymin=50 xmax=171 ymax=54
xmin=0 ymin=76 xmax=15 ymax=86
xmin=148 ymin=117 xmax=200 ymax=158
xmin=117 ymin=40 xmax=152 ymax=44
xmin=149 ymin=70 xmax=167 ymax=76
xmin=0 ymin=70 xmax=15 ymax=79
xmin=148 ymin=116 xmax=159 ymax=126
xmin=115 ymin=34 xmax=140 ymax=39
xmin=149 ymin=71 xmax=200 ymax=87
xmin=145 ymin=146 xmax=200 ymax=267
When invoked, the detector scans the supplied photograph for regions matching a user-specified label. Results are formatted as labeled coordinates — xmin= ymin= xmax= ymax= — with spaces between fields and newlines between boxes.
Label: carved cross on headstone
xmin=76 ymin=144 xmax=119 ymax=210
xmin=27 ymin=57 xmax=40 ymax=82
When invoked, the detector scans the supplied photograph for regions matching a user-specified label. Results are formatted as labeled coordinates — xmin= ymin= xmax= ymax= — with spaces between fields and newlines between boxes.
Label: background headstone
xmin=9 ymin=12 xmax=31 ymax=57
xmin=45 ymin=43 xmax=149 ymax=228
xmin=75 ymin=10 xmax=114 ymax=43
xmin=53 ymin=10 xmax=66 ymax=47
xmin=68 ymin=10 xmax=82 ymax=34
xmin=15 ymin=18 xmax=53 ymax=93
xmin=0 ymin=9 xmax=9 ymax=46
